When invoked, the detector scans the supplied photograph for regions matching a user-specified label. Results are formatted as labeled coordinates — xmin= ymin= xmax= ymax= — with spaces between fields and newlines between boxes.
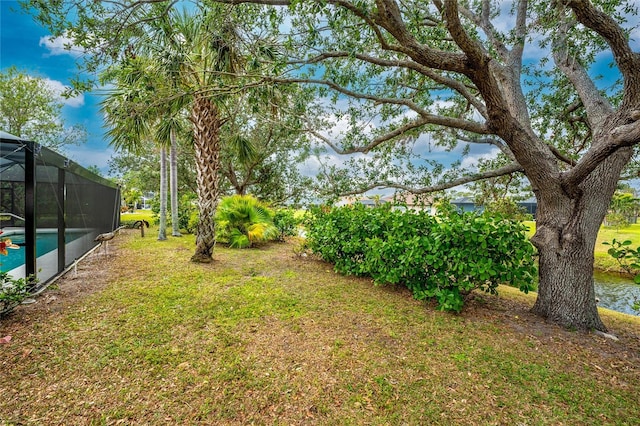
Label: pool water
xmin=0 ymin=231 xmax=88 ymax=273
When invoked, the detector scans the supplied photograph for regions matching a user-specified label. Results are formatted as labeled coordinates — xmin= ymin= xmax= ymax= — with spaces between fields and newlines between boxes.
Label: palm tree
xmin=157 ymin=144 xmax=168 ymax=241
xmin=102 ymin=4 xmax=278 ymax=262
xmin=145 ymin=6 xmax=267 ymax=262
xmin=100 ymin=56 xmax=185 ymax=241
xmin=169 ymin=128 xmax=182 ymax=237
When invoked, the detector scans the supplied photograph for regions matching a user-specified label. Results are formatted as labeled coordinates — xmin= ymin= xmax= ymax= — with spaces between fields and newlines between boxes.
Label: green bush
xmin=178 ymin=193 xmax=198 ymax=234
xmin=1 ymin=272 xmax=32 ymax=316
xmin=305 ymin=204 xmax=536 ymax=312
xmin=273 ymin=208 xmax=300 ymax=241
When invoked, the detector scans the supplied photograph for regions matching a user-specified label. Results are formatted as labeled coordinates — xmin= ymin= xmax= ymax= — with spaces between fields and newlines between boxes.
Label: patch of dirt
xmin=462 ymin=291 xmax=640 ymax=368
xmin=0 ymin=230 xmax=130 ymax=334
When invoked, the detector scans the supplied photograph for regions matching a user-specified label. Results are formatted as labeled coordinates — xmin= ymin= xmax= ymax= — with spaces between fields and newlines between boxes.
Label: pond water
xmin=593 ymin=271 xmax=640 ymax=316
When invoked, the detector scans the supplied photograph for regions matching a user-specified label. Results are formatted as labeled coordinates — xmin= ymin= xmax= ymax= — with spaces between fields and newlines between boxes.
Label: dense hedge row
xmin=305 ymin=204 xmax=537 ymax=312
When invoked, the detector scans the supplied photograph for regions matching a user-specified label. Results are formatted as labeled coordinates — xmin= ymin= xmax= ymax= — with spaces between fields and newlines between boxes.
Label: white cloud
xmin=298 ymin=149 xmax=355 ymax=177
xmin=460 ymin=147 xmax=500 ymax=170
xmin=43 ymin=78 xmax=85 ymax=108
xmin=39 ymin=33 xmax=85 ymax=57
xmin=320 ymin=114 xmax=376 ymax=142
xmin=65 ymin=146 xmax=114 ymax=172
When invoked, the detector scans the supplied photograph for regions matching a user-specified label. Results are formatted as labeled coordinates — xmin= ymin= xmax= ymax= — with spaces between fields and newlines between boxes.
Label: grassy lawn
xmin=1 ymin=228 xmax=639 ymax=424
xmin=120 ymin=209 xmax=156 ymax=225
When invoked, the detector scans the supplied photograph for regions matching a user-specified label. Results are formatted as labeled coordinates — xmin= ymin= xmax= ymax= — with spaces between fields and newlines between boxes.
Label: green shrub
xmin=305 ymin=205 xmax=536 ymax=312
xmin=215 ymin=195 xmax=278 ymax=248
xmin=1 ymin=272 xmax=32 ymax=316
xmin=186 ymin=210 xmax=199 ymax=235
xmin=483 ymin=198 xmax=533 ymax=222
xmin=178 ymin=193 xmax=198 ymax=234
xmin=273 ymin=208 xmax=300 ymax=241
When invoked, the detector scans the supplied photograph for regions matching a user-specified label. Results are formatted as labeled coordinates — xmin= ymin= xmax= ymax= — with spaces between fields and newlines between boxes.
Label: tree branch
xmin=548 ymin=145 xmax=577 ymax=166
xmin=270 ymin=76 xmax=489 ymax=135
xmin=294 ymin=51 xmax=488 ymax=118
xmin=308 ymin=116 xmax=433 ymax=154
xmin=509 ymin=0 xmax=528 ymax=72
xmin=456 ymin=134 xmax=515 ymax=160
xmin=372 ymin=0 xmax=470 ymax=73
xmin=562 ymin=111 xmax=640 ymax=191
xmin=567 ymin=0 xmax=640 ymax=104
xmin=330 ymin=0 xmax=404 ymax=54
xmin=457 ymin=2 xmax=510 ymax=62
xmin=337 ymin=162 xmax=524 ymax=196
xmin=442 ymin=0 xmax=489 ymax=67
xmin=552 ymin=10 xmax=612 ymax=131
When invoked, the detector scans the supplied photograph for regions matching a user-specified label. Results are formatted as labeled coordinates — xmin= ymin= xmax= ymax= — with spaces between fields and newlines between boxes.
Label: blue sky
xmin=1 ymin=0 xmax=113 ymax=173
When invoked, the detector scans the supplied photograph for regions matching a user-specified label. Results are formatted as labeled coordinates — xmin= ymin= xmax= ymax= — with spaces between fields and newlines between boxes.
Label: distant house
xmin=451 ymin=196 xmax=538 ymax=219
xmin=335 ymin=196 xmax=387 ymax=208
xmin=382 ymin=192 xmax=437 ymax=214
xmin=517 ymin=197 xmax=537 ymax=218
xmin=451 ymin=197 xmax=482 ymax=213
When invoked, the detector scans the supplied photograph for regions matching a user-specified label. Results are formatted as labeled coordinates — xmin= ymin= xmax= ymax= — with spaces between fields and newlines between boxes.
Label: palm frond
xmin=214 ymin=194 xmax=277 ymax=248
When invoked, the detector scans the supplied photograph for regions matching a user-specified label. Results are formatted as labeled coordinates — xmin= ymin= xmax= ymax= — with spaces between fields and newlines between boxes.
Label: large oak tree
xmin=226 ymin=0 xmax=640 ymax=331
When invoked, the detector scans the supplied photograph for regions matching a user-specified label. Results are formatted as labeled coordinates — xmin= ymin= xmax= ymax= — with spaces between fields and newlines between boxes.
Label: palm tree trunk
xmin=158 ymin=145 xmax=168 ymax=241
xmin=170 ymin=128 xmax=182 ymax=237
xmin=191 ymin=95 xmax=222 ymax=263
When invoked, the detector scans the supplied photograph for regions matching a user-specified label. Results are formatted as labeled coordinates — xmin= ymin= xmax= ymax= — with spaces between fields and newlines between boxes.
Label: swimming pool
xmin=0 ymin=229 xmax=89 ymax=273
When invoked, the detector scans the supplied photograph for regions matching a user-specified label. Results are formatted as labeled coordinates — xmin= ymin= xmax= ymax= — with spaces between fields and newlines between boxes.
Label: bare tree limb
xmin=294 ymin=51 xmax=488 ymax=118
xmin=337 ymin=162 xmax=524 ymax=196
xmin=552 ymin=10 xmax=613 ymax=131
xmin=567 ymin=0 xmax=640 ymax=104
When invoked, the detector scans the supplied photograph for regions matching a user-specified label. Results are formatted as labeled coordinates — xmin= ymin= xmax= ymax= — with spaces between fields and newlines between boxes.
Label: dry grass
xmin=1 ymin=229 xmax=639 ymax=425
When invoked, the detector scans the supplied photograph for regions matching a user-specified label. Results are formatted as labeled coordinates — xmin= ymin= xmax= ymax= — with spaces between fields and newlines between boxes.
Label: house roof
xmin=451 ymin=197 xmax=476 ymax=205
xmin=382 ymin=192 xmax=434 ymax=206
xmin=337 ymin=196 xmax=387 ymax=206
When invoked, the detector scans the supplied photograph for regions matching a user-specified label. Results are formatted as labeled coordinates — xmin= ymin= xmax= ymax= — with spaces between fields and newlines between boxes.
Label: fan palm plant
xmin=215 ymin=195 xmax=278 ymax=248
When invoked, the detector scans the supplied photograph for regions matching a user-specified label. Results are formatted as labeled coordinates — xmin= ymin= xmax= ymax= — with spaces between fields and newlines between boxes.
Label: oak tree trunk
xmin=191 ymin=95 xmax=222 ymax=263
xmin=531 ymin=146 xmax=633 ymax=331
xmin=533 ymin=218 xmax=605 ymax=331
